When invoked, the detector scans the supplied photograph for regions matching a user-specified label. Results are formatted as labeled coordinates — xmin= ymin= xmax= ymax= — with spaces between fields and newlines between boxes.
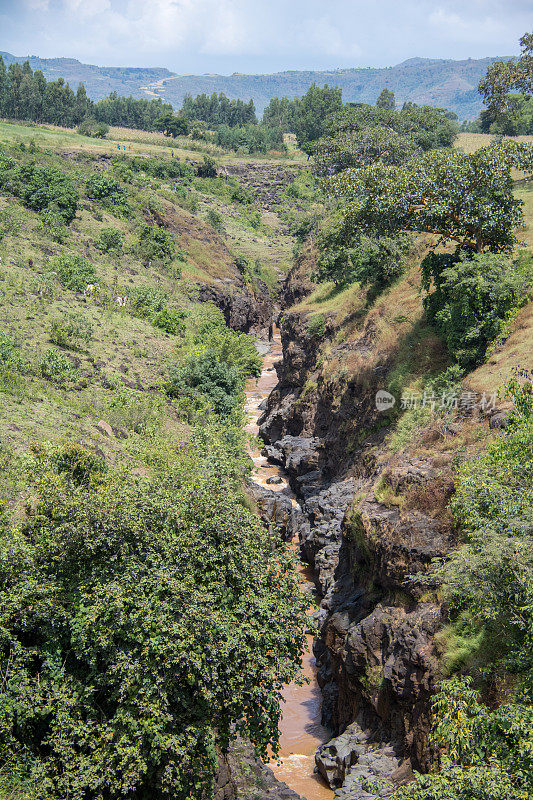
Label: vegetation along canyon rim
xmin=0 ymin=23 xmax=531 ymax=800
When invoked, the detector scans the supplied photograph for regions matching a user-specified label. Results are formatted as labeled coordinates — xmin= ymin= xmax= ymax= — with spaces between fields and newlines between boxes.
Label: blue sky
xmin=0 ymin=0 xmax=529 ymax=73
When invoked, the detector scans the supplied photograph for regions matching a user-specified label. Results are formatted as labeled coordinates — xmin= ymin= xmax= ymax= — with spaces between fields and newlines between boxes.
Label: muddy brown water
xmin=244 ymin=329 xmax=333 ymax=800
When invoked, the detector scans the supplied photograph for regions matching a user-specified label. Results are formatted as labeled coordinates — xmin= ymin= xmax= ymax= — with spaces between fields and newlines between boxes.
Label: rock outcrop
xmin=257 ymin=301 xmax=458 ymax=797
xmin=198 ymin=277 xmax=272 ymax=337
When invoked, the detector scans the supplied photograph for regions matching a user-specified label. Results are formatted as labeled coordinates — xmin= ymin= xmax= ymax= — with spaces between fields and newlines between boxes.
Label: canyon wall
xmin=256 ymin=261 xmax=472 ymax=797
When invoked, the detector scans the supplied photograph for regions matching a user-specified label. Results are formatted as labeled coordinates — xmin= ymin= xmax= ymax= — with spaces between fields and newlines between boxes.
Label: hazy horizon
xmin=0 ymin=0 xmax=529 ymax=76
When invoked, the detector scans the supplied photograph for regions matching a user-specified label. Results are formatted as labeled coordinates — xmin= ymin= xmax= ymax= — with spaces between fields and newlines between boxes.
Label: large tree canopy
xmin=0 ymin=440 xmax=307 ymax=800
xmin=328 ymin=139 xmax=533 ymax=252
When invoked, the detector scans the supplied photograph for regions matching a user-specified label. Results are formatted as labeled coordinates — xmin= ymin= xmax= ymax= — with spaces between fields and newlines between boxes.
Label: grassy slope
xmin=0 ymin=121 xmax=298 ymax=496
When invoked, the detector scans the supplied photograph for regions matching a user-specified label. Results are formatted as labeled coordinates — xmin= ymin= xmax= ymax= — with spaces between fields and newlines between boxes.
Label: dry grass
xmin=455 ymin=132 xmax=533 ymax=154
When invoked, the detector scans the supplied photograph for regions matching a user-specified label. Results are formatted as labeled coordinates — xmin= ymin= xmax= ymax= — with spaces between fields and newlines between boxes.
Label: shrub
xmin=200 ymin=327 xmax=262 ymax=379
xmin=137 ymin=224 xmax=175 ymax=264
xmin=231 ymin=184 xmax=255 ymax=204
xmin=422 ymin=250 xmax=533 ymax=369
xmin=167 ymin=351 xmax=242 ymax=418
xmin=77 ymin=118 xmax=109 ymax=138
xmin=94 ymin=227 xmax=124 ymax=254
xmin=306 ymin=313 xmax=327 ymax=338
xmin=129 ymin=285 xmax=168 ymax=316
xmin=206 ymin=208 xmax=224 ymax=233
xmin=39 ymin=348 xmax=78 ymax=384
xmin=14 ymin=163 xmax=79 ymax=223
xmin=49 ymin=314 xmax=93 ymax=349
xmin=150 ymin=308 xmax=185 ymax=335
xmin=86 ymin=174 xmax=128 ymax=214
xmin=0 ymin=456 xmax=305 ymax=800
xmin=51 ymin=254 xmax=96 ymax=292
xmin=315 ymin=212 xmax=411 ymax=290
xmin=196 ymin=155 xmax=217 ymax=178
xmin=39 ymin=209 xmax=69 ymax=243
xmin=52 ymin=442 xmax=107 ymax=486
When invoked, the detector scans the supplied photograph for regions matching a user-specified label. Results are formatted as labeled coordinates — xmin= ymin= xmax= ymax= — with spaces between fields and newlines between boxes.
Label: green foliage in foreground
xmin=394 ymin=677 xmax=533 ymax=800
xmin=0 ymin=437 xmax=306 ymax=800
xmin=422 ymin=250 xmax=533 ymax=368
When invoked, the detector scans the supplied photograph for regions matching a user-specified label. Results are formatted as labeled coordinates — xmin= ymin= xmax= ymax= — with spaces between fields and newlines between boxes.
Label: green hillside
xmin=0 ymin=51 xmax=512 ymax=118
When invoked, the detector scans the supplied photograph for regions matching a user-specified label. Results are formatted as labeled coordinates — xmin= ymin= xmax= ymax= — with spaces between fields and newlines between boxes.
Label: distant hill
xmin=0 ymin=52 xmax=173 ymax=100
xmin=0 ymin=51 xmax=511 ymax=119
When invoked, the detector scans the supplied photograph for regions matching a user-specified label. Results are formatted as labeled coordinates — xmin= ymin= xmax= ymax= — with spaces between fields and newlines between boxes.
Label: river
xmin=244 ymin=329 xmax=333 ymax=800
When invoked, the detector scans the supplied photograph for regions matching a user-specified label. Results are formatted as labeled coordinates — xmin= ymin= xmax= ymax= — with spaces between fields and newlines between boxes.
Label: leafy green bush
xmin=86 ymin=174 xmax=124 ymax=202
xmin=440 ymin=378 xmax=533 ymax=682
xmin=167 ymin=351 xmax=242 ymax=418
xmin=52 ymin=441 xmax=107 ymax=485
xmin=129 ymin=285 xmax=168 ymax=316
xmin=206 ymin=208 xmax=224 ymax=233
xmin=39 ymin=209 xmax=69 ymax=243
xmin=77 ymin=118 xmax=109 ymax=138
xmin=51 ymin=254 xmax=96 ymax=292
xmin=177 ymin=305 xmax=261 ymax=381
xmin=196 ymin=155 xmax=218 ymax=178
xmin=306 ymin=313 xmax=327 ymax=338
xmin=150 ymin=308 xmax=185 ymax=335
xmin=49 ymin=314 xmax=93 ymax=349
xmin=86 ymin=174 xmax=128 ymax=214
xmin=0 ymin=446 xmax=305 ymax=800
xmin=394 ymin=677 xmax=533 ymax=799
xmin=0 ymin=159 xmax=79 ymax=224
xmin=422 ymin=251 xmax=533 ymax=369
xmin=39 ymin=348 xmax=78 ymax=384
xmin=137 ymin=224 xmax=175 ymax=264
xmin=94 ymin=227 xmax=124 ymax=253
xmin=231 ymin=183 xmax=255 ymax=204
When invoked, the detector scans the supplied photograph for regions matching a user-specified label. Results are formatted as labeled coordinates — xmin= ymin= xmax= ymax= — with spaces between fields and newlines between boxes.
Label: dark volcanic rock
xmin=197 ymin=278 xmax=272 ymax=336
xmin=248 ymin=482 xmax=295 ymax=541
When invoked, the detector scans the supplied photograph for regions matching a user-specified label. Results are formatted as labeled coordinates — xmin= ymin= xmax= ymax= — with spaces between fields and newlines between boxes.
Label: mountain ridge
xmin=0 ymin=50 xmax=512 ymax=118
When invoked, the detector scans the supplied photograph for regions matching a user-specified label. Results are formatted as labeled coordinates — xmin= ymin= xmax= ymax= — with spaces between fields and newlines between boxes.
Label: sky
xmin=0 ymin=0 xmax=529 ymax=74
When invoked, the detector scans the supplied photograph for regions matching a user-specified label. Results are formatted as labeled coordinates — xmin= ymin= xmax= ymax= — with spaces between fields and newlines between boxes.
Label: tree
xmin=376 ymin=88 xmax=395 ymax=110
xmin=479 ymin=32 xmax=533 ymax=114
xmin=322 ymin=103 xmax=457 ymax=152
xmin=314 ymin=125 xmax=421 ymax=176
xmin=155 ymin=111 xmax=189 ymax=138
xmin=329 ymin=139 xmax=533 ymax=253
xmin=292 ymin=83 xmax=343 ymax=155
xmin=0 ymin=56 xmax=6 ymax=115
xmin=0 ymin=444 xmax=307 ymax=800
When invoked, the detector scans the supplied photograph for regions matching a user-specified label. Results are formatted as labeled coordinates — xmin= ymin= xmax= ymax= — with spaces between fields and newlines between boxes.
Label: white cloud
xmin=429 ymin=7 xmax=504 ymax=43
xmin=3 ymin=0 xmax=529 ymax=72
xmin=298 ymin=15 xmax=361 ymax=57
